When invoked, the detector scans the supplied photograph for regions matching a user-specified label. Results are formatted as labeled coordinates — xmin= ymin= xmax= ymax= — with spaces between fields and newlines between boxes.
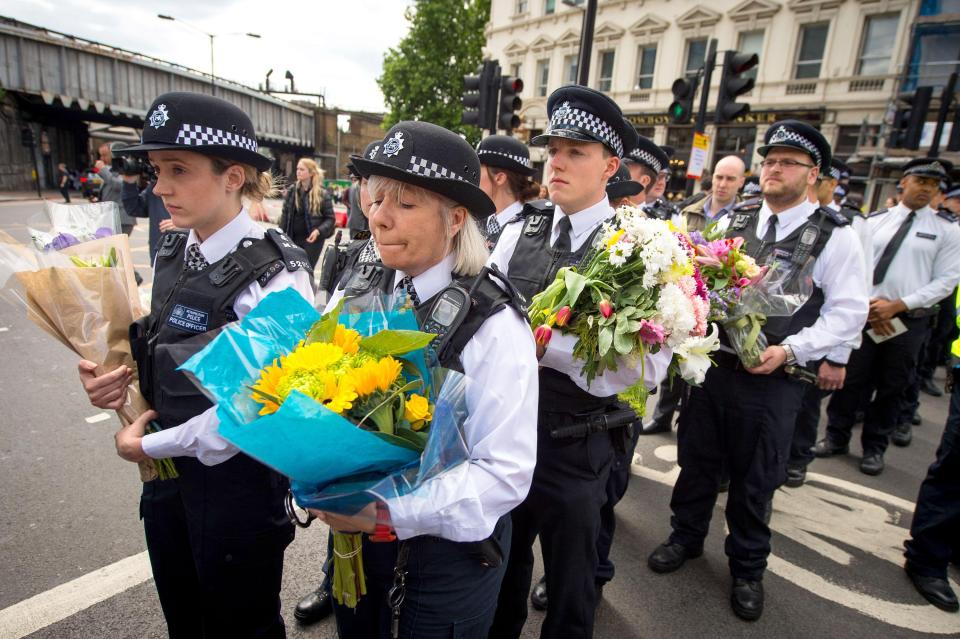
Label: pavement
xmin=0 ymin=197 xmax=958 ymax=638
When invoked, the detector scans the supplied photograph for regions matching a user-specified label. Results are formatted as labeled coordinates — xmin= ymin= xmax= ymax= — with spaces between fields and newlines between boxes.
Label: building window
xmin=635 ymin=45 xmax=657 ymax=90
xmin=920 ymin=0 xmax=960 ymax=15
xmin=737 ymin=31 xmax=764 ymax=82
xmin=685 ymin=39 xmax=708 ymax=79
xmin=544 ymin=0 xmax=555 ymax=15
xmin=714 ymin=125 xmax=757 ymax=163
xmin=536 ymin=58 xmax=551 ymax=97
xmin=563 ymin=54 xmax=579 ymax=85
xmin=510 ymin=63 xmax=523 ymax=84
xmin=904 ymin=20 xmax=960 ymax=89
xmin=794 ymin=23 xmax=829 ymax=79
xmin=836 ymin=124 xmax=882 ymax=155
xmin=516 ymin=0 xmax=528 ymax=14
xmin=857 ymin=14 xmax=899 ymax=75
xmin=598 ymin=50 xmax=616 ymax=92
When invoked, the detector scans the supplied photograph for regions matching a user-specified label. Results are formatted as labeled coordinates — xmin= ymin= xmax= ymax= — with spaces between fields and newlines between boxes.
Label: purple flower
xmin=689 ymin=231 xmax=706 ymax=246
xmin=49 ymin=233 xmax=79 ymax=250
xmin=94 ymin=227 xmax=114 ymax=239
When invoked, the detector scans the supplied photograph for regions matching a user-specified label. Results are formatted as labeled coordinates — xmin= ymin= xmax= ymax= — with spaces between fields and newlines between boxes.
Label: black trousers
xmin=919 ymin=290 xmax=959 ymax=381
xmin=59 ymin=186 xmax=71 ymax=202
xmin=491 ymin=417 xmax=613 ymax=639
xmin=651 ymin=378 xmax=686 ymax=424
xmin=140 ymin=479 xmax=291 ymax=639
xmin=827 ymin=317 xmax=931 ymax=455
xmin=669 ymin=366 xmax=805 ymax=580
xmin=333 ymin=534 xmax=398 ymax=639
xmin=789 ymin=384 xmax=830 ymax=468
xmin=596 ymin=420 xmax=642 ymax=584
xmin=904 ymin=368 xmax=960 ymax=580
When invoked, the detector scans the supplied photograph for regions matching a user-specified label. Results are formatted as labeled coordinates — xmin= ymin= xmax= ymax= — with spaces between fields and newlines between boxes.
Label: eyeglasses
xmin=761 ymin=159 xmax=815 ymax=170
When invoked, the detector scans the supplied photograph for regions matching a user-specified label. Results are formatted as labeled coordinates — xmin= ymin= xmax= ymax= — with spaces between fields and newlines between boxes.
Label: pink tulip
xmin=599 ymin=299 xmax=614 ymax=318
xmin=534 ymin=325 xmax=553 ymax=346
xmin=555 ymin=306 xmax=572 ymax=327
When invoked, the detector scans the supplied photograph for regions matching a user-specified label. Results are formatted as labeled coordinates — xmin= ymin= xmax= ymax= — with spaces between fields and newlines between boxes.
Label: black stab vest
xmin=725 ymin=203 xmax=846 ymax=345
xmin=506 ymin=209 xmax=615 ymax=413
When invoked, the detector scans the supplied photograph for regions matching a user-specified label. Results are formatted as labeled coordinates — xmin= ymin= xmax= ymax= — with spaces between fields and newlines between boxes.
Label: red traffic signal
xmin=498 ymin=76 xmax=523 ymax=131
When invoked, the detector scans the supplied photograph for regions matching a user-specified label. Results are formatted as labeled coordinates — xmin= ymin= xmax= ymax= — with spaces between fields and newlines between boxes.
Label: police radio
xmin=420 ymin=283 xmax=472 ymax=366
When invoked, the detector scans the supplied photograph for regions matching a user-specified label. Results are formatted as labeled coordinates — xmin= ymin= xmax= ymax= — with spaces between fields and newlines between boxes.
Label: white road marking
xmin=0 ymin=551 xmax=152 ymax=639
xmin=0 ymin=327 xmax=8 ymax=333
xmin=633 ymin=446 xmax=960 ymax=634
xmin=83 ymin=413 xmax=111 ymax=424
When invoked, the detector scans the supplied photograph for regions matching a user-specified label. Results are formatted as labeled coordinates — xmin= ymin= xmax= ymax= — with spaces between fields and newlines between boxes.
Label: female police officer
xmin=77 ymin=92 xmax=315 ymax=638
xmin=476 ymin=134 xmax=540 ymax=248
xmin=312 ymin=120 xmax=539 ymax=639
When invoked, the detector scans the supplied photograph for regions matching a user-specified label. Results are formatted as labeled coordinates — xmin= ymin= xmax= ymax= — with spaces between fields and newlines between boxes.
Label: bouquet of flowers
xmin=178 ymin=288 xmax=473 ymax=608
xmin=0 ymin=210 xmax=173 ymax=482
xmin=28 ymin=201 xmax=120 ymax=251
xmin=527 ymin=205 xmax=719 ymax=404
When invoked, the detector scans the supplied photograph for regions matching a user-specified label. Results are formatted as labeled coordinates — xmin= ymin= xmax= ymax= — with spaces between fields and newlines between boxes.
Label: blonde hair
xmin=209 ymin=156 xmax=277 ymax=201
xmin=296 ymin=158 xmax=326 ymax=214
xmin=367 ymin=175 xmax=489 ymax=276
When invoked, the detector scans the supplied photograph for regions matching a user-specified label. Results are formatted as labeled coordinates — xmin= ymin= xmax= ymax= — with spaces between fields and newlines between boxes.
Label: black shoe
xmin=860 ymin=453 xmax=885 ymax=476
xmin=892 ymin=424 xmax=913 ymax=447
xmin=920 ymin=378 xmax=944 ymax=397
xmin=785 ymin=465 xmax=807 ymax=488
xmin=294 ymin=587 xmax=332 ymax=624
xmin=731 ymin=578 xmax=764 ymax=621
xmin=813 ymin=438 xmax=848 ymax=458
xmin=640 ymin=418 xmax=672 ymax=435
xmin=530 ymin=575 xmax=547 ymax=611
xmin=648 ymin=541 xmax=702 ymax=574
xmin=911 ymin=412 xmax=922 ymax=426
xmin=906 ymin=566 xmax=959 ymax=612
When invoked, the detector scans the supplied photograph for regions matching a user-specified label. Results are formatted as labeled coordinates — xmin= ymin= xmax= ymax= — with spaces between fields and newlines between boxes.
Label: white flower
xmin=673 ymin=324 xmax=721 ymax=385
xmin=655 ymin=282 xmax=697 ymax=346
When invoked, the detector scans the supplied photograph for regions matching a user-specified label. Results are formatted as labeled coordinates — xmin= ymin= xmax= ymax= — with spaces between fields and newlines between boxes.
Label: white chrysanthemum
xmin=655 ymin=282 xmax=698 ymax=346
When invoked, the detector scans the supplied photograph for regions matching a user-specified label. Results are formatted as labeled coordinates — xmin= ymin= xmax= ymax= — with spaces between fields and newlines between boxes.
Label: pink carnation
xmin=639 ymin=320 xmax=666 ymax=345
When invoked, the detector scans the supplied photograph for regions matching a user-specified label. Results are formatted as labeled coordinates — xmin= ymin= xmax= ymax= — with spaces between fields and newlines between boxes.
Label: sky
xmin=4 ymin=0 xmax=413 ymax=112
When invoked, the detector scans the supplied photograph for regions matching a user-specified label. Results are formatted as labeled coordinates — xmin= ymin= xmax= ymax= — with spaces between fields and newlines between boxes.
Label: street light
xmin=157 ymin=14 xmax=261 ymax=94
xmin=561 ymin=0 xmax=597 ymax=87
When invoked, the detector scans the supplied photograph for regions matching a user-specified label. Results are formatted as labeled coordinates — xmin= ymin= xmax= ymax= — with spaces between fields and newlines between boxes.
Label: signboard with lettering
xmin=687 ymin=133 xmax=710 ymax=179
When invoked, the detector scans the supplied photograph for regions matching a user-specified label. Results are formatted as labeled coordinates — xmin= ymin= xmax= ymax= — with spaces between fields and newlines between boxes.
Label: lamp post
xmin=157 ymin=14 xmax=260 ymax=95
xmin=561 ymin=0 xmax=598 ymax=87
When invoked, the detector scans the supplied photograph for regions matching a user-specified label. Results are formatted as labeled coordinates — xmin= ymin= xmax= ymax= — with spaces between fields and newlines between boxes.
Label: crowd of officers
xmin=76 ymin=86 xmax=960 ymax=639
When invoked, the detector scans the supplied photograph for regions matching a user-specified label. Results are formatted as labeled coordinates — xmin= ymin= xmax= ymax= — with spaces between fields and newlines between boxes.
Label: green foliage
xmin=377 ymin=0 xmax=491 ymax=143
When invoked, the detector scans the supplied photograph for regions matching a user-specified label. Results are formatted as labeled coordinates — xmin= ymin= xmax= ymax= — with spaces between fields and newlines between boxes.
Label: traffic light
xmin=498 ymin=76 xmax=523 ymax=131
xmin=888 ymin=87 xmax=933 ymax=150
xmin=715 ymin=50 xmax=759 ymax=123
xmin=462 ymin=61 xmax=498 ymax=131
xmin=668 ymin=77 xmax=698 ymax=125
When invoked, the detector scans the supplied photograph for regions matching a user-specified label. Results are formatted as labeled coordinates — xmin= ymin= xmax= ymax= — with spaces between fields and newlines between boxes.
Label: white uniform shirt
xmin=720 ymin=199 xmax=869 ymax=366
xmin=141 ymin=210 xmax=316 ymax=465
xmin=489 ymin=195 xmax=672 ymax=395
xmin=495 ymin=200 xmax=524 ymax=228
xmin=326 ymin=253 xmax=539 ymax=542
xmin=867 ymin=203 xmax=960 ymax=310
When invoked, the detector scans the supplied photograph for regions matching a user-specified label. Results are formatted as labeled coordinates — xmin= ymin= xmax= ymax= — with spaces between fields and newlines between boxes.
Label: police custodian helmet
xmin=348 ymin=121 xmax=495 ymax=218
xmin=125 ymin=92 xmax=273 ymax=172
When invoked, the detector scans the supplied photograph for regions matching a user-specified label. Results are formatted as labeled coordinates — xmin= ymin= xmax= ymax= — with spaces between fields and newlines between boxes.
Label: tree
xmin=377 ymin=0 xmax=491 ymax=143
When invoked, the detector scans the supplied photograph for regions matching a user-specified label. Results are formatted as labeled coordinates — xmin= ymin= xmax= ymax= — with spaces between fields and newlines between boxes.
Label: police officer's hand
xmin=309 ymin=503 xmax=377 ymax=534
xmin=816 ymin=361 xmax=845 ymax=391
xmin=158 ymin=219 xmax=178 ymax=232
xmin=869 ymin=318 xmax=896 ymax=337
xmin=306 ymin=229 xmax=321 ymax=244
xmin=114 ymin=410 xmax=155 ymax=463
xmin=868 ymin=297 xmax=906 ymax=322
xmin=78 ymin=360 xmax=132 ymax=410
xmin=746 ymin=345 xmax=788 ymax=375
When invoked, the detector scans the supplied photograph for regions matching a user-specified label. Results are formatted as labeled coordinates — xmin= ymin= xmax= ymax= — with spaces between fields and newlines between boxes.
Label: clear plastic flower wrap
xmin=720 ymin=255 xmax=816 ymax=367
xmin=27 ymin=201 xmax=121 ymax=251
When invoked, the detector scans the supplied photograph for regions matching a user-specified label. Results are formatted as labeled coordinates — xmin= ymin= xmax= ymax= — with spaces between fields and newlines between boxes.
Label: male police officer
xmin=817 ymin=158 xmax=960 ymax=475
xmin=647 ymin=120 xmax=868 ymax=621
xmin=623 ymin=136 xmax=672 ymax=217
xmin=488 ymin=86 xmax=668 ymax=639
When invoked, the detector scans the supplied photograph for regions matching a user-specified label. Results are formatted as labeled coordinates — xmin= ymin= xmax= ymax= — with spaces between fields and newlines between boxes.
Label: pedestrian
xmin=345 ymin=170 xmax=369 ymax=240
xmin=477 ymin=134 xmax=540 ymax=249
xmin=121 ymin=174 xmax=172 ymax=264
xmin=76 ymin=91 xmax=315 ymax=638
xmin=647 ymin=120 xmax=869 ymax=622
xmin=279 ymin=158 xmax=336 ymax=269
xmin=310 ymin=120 xmax=539 ymax=639
xmin=56 ymin=162 xmax=71 ymax=203
xmin=95 ymin=143 xmax=138 ymax=235
xmin=817 ymin=158 xmax=960 ymax=473
xmin=488 ymin=86 xmax=669 ymax=639
xmin=903 ymin=288 xmax=960 ymax=613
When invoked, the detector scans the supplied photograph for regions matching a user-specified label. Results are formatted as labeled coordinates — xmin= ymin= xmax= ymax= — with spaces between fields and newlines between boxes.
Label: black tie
xmin=553 ymin=215 xmax=572 ymax=252
xmin=485 ymin=215 xmax=501 ymax=239
xmin=762 ymin=215 xmax=778 ymax=245
xmin=185 ymin=243 xmax=209 ymax=272
xmin=399 ymin=275 xmax=420 ymax=306
xmin=873 ymin=210 xmax=916 ymax=285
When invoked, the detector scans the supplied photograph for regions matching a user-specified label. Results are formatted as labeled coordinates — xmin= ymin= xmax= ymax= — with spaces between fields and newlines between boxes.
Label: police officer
xmin=488 ymin=86 xmax=669 ymax=639
xmin=741 ymin=175 xmax=762 ymax=199
xmin=623 ymin=136 xmax=672 ymax=217
xmin=903 ymin=288 xmax=960 ymax=613
xmin=77 ymin=92 xmax=316 ymax=637
xmin=605 ymin=161 xmax=644 ymax=209
xmin=477 ymin=134 xmax=541 ymax=249
xmin=817 ymin=158 xmax=960 ymax=474
xmin=784 ymin=157 xmax=875 ymax=487
xmin=310 ymin=120 xmax=539 ymax=639
xmin=647 ymin=120 xmax=868 ymax=621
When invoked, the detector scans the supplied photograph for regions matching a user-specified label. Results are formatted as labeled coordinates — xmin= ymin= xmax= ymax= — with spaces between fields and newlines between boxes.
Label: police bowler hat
xmin=349 ymin=121 xmax=495 ymax=218
xmin=477 ymin=135 xmax=535 ymax=176
xmin=125 ymin=92 xmax=273 ymax=172
xmin=347 ymin=141 xmax=381 ymax=178
xmin=606 ymin=164 xmax=643 ymax=200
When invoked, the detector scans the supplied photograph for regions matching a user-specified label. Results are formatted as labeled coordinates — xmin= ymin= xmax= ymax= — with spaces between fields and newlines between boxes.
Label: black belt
xmin=899 ymin=306 xmax=940 ymax=320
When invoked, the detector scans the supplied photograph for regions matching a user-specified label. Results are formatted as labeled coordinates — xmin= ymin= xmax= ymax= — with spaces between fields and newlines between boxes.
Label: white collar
xmin=890 ymin=202 xmax=932 ymax=216
xmin=496 ymin=200 xmax=523 ymax=227
xmin=758 ymin=199 xmax=816 ymax=236
xmin=394 ymin=252 xmax=456 ymax=302
xmin=553 ymin=195 xmax=614 ymax=239
xmin=185 ymin=208 xmax=255 ymax=264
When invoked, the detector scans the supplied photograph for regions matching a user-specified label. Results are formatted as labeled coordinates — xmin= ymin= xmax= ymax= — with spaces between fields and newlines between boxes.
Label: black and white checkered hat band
xmin=767 ymin=127 xmax=820 ymax=166
xmin=905 ymin=162 xmax=946 ymax=176
xmin=829 ymin=167 xmax=841 ymax=180
xmin=407 ymin=156 xmax=465 ymax=181
xmin=546 ymin=107 xmax=623 ymax=157
xmin=629 ymin=149 xmax=663 ymax=173
xmin=478 ymin=148 xmax=533 ymax=169
xmin=175 ymin=124 xmax=258 ymax=152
